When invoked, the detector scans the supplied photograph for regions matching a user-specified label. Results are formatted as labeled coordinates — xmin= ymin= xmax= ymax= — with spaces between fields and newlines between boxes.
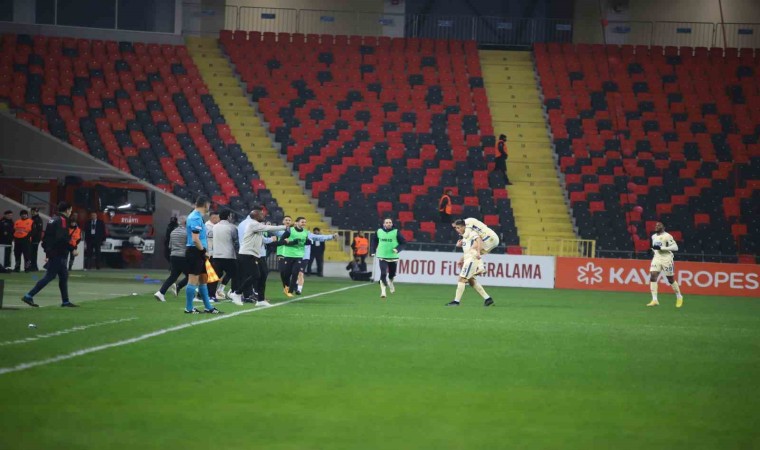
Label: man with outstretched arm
xmin=229 ymin=207 xmax=286 ymax=307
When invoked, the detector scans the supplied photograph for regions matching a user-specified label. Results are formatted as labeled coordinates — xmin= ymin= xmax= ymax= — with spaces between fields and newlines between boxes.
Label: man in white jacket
xmin=209 ymin=210 xmax=238 ymax=299
xmin=230 ymin=207 xmax=287 ymax=306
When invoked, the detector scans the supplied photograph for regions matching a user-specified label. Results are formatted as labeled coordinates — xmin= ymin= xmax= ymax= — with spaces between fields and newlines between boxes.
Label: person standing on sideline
xmin=84 ymin=211 xmax=105 ymax=270
xmin=13 ymin=210 xmax=33 ymax=272
xmin=20 ymin=202 xmax=79 ymax=307
xmin=370 ymin=218 xmax=407 ymax=299
xmin=495 ymin=134 xmax=512 ymax=185
xmin=447 ymin=221 xmax=494 ymax=307
xmin=229 ymin=207 xmax=286 ymax=306
xmin=29 ymin=207 xmax=43 ymax=271
xmin=351 ymin=232 xmax=369 ymax=266
xmin=209 ymin=210 xmax=238 ymax=300
xmin=184 ymin=197 xmax=223 ymax=314
xmin=204 ymin=211 xmax=220 ymax=255
xmin=438 ymin=189 xmax=453 ymax=223
xmin=67 ymin=212 xmax=81 ymax=271
xmin=296 ymin=229 xmax=337 ymax=294
xmin=307 ymin=227 xmax=326 ymax=276
xmin=154 ymin=216 xmax=189 ymax=302
xmin=275 ymin=215 xmax=293 ymax=291
xmin=163 ymin=216 xmax=179 ymax=262
xmin=1 ymin=210 xmax=13 ymax=269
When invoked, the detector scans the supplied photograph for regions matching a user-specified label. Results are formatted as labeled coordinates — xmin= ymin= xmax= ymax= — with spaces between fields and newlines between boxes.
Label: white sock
xmin=650 ymin=281 xmax=658 ymax=301
xmin=454 ymin=282 xmax=466 ymax=302
xmin=671 ymin=281 xmax=682 ymax=298
xmin=471 ymin=280 xmax=489 ymax=299
xmin=297 ymin=284 xmax=303 ymax=293
xmin=380 ymin=283 xmax=386 ymax=295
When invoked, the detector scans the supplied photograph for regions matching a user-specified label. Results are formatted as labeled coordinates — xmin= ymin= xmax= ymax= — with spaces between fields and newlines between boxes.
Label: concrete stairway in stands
xmin=480 ymin=50 xmax=576 ymax=255
xmin=185 ymin=36 xmax=345 ymax=261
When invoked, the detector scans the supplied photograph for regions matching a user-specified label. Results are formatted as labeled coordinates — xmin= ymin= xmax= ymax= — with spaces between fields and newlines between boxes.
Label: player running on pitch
xmin=370 ymin=218 xmax=406 ymax=299
xmin=447 ymin=221 xmax=495 ymax=307
xmin=647 ymin=222 xmax=684 ymax=308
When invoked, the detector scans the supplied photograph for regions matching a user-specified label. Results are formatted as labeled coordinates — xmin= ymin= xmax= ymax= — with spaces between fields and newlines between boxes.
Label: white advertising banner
xmin=372 ymin=251 xmax=556 ymax=288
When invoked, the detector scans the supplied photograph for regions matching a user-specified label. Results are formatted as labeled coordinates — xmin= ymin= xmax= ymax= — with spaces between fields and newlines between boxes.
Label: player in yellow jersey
xmin=647 ymin=222 xmax=684 ymax=308
xmin=446 ymin=227 xmax=494 ymax=307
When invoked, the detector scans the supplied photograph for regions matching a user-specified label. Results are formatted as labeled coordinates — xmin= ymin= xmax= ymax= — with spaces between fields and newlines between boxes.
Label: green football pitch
xmin=0 ymin=270 xmax=758 ymax=450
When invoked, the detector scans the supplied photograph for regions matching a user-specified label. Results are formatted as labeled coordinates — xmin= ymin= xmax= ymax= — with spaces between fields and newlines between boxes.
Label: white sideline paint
xmin=0 ymin=317 xmax=138 ymax=347
xmin=0 ymin=284 xmax=369 ymax=376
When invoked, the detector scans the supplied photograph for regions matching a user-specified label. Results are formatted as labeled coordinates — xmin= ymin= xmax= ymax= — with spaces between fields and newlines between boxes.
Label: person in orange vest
xmin=13 ymin=210 xmax=33 ymax=272
xmin=68 ymin=211 xmax=81 ymax=271
xmin=495 ymin=133 xmax=512 ymax=185
xmin=438 ymin=189 xmax=453 ymax=223
xmin=351 ymin=232 xmax=369 ymax=265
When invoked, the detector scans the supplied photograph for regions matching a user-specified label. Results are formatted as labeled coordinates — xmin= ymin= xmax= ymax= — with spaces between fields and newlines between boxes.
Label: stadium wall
xmin=556 ymin=257 xmax=760 ymax=298
xmin=573 ymin=0 xmax=760 ymax=45
xmin=0 ymin=21 xmax=184 ymax=45
xmin=226 ymin=0 xmax=383 ymax=12
xmin=0 ymin=112 xmax=193 ymax=269
xmin=363 ymin=251 xmax=759 ymax=297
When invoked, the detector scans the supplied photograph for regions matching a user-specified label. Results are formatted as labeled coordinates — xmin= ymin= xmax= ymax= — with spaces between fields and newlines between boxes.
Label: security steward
xmin=495 ymin=133 xmax=512 ymax=185
xmin=13 ymin=210 xmax=33 ymax=272
xmin=68 ymin=212 xmax=81 ymax=270
xmin=438 ymin=189 xmax=453 ymax=223
xmin=351 ymin=232 xmax=369 ymax=266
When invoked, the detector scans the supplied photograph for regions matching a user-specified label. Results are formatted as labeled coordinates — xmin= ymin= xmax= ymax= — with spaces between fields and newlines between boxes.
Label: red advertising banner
xmin=556 ymin=258 xmax=760 ymax=297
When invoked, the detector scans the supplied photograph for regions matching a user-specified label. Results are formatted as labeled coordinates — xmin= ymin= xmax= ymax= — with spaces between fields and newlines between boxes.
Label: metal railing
xmin=527 ymin=238 xmax=596 ymax=258
xmin=714 ymin=23 xmax=760 ymax=49
xmin=605 ymin=20 xmax=760 ymax=48
xmin=183 ymin=3 xmax=760 ymax=49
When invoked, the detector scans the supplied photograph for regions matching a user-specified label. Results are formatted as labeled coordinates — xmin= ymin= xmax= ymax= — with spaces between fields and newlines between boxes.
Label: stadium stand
xmin=0 ymin=33 xmax=284 ymax=221
xmin=536 ymin=42 xmax=760 ymax=262
xmin=185 ymin=36 xmax=331 ymax=233
xmin=220 ymin=31 xmax=519 ymax=246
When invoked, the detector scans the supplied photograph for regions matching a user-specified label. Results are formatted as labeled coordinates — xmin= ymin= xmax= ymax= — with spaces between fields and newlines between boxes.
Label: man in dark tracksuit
xmin=21 ymin=201 xmax=79 ymax=307
xmin=29 ymin=207 xmax=44 ymax=271
xmin=495 ymin=134 xmax=512 ymax=185
xmin=0 ymin=210 xmax=13 ymax=269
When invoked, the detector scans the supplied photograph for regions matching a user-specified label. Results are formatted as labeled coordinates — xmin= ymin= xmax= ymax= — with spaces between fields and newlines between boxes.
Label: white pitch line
xmin=0 ymin=317 xmax=138 ymax=346
xmin=0 ymin=284 xmax=369 ymax=376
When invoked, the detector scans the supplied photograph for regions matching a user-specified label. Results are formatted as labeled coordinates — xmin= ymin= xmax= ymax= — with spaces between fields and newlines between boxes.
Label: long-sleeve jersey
xmin=239 ymin=220 xmax=286 ymax=257
xmin=302 ymin=233 xmax=336 ymax=260
xmin=370 ymin=227 xmax=407 ymax=255
xmin=651 ymin=232 xmax=679 ymax=259
xmin=41 ymin=213 xmax=73 ymax=258
xmin=211 ymin=220 xmax=239 ymax=259
xmin=168 ymin=227 xmax=188 ymax=257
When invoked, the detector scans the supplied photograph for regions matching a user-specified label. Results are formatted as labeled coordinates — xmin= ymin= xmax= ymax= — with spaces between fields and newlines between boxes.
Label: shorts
xmin=459 ymin=257 xmax=484 ymax=280
xmin=185 ymin=247 xmax=208 ymax=276
xmin=300 ymin=259 xmax=309 ymax=271
xmin=650 ymin=257 xmax=674 ymax=277
xmin=480 ymin=234 xmax=499 ymax=254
